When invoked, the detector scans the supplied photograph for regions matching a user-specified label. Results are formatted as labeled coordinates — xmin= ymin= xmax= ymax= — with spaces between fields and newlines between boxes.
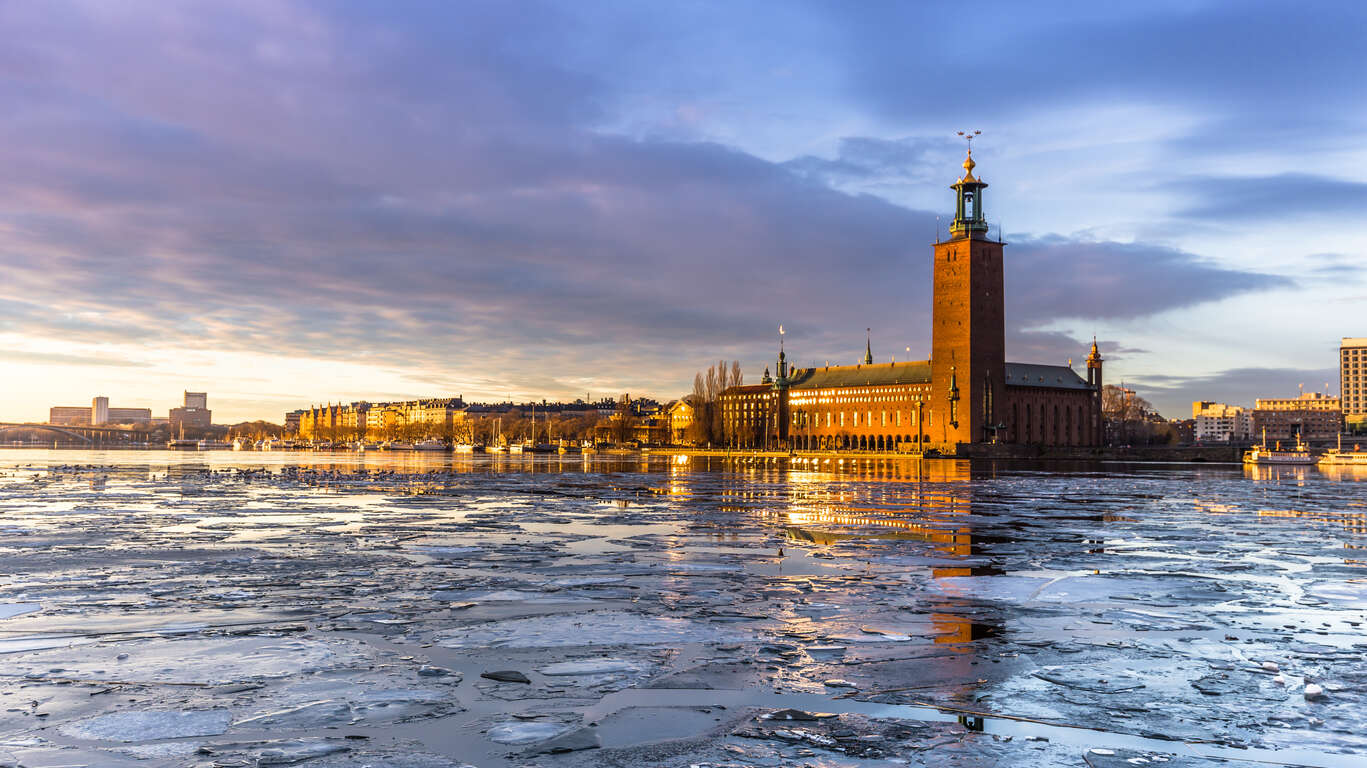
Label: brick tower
xmin=930 ymin=142 xmax=1006 ymax=447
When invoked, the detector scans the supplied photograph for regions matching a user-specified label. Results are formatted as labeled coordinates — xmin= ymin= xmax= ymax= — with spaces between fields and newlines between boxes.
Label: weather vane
xmin=957 ymin=129 xmax=981 ymax=152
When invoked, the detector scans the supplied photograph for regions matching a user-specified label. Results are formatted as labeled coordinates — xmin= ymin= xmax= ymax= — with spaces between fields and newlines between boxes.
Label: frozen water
xmin=4 ymin=451 xmax=1367 ymax=767
xmin=539 ymin=658 xmax=639 ymax=675
xmin=1304 ymin=580 xmax=1367 ymax=609
xmin=438 ymin=610 xmax=752 ymax=648
xmin=486 ymin=720 xmax=571 ymax=744
xmin=59 ymin=709 xmax=231 ymax=742
xmin=0 ymin=603 xmax=39 ymax=620
xmin=3 ymin=636 xmax=372 ymax=684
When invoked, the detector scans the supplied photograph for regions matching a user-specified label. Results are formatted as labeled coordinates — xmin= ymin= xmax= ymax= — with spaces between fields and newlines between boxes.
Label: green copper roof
xmin=787 ymin=361 xmax=932 ymax=389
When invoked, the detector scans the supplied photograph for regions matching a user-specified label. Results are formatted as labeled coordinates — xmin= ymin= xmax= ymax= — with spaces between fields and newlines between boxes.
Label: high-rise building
xmin=1342 ymin=338 xmax=1367 ymax=417
xmin=91 ymin=396 xmax=109 ymax=426
xmin=170 ymin=391 xmax=212 ymax=432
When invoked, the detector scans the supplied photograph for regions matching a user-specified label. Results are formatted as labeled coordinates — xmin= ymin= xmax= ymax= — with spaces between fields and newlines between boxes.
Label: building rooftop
xmin=1004 ymin=362 xmax=1093 ymax=391
xmin=788 ymin=361 xmax=932 ymax=389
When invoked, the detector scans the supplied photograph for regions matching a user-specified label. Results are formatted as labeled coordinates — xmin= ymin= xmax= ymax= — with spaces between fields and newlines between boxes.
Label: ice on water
xmin=2 ymin=453 xmax=1367 ymax=768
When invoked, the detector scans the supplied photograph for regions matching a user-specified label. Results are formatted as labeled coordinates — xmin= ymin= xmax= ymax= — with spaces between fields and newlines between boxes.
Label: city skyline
xmin=1 ymin=2 xmax=1364 ymax=423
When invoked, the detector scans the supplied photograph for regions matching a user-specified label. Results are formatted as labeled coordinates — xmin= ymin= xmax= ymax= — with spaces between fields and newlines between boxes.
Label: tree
xmin=612 ymin=394 xmax=636 ymax=444
xmin=686 ymin=359 xmax=743 ymax=446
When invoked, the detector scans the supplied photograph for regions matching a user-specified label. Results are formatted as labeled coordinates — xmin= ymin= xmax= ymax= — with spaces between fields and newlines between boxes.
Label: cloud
xmin=0 ymin=350 xmax=149 ymax=368
xmin=1005 ymin=235 xmax=1292 ymax=324
xmin=0 ymin=1 xmax=1355 ymax=421
xmin=784 ymin=136 xmax=952 ymax=185
xmin=1168 ymin=174 xmax=1367 ymax=220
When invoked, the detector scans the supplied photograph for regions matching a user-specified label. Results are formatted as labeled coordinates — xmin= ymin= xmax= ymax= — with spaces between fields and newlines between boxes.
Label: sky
xmin=0 ymin=0 xmax=1364 ymax=423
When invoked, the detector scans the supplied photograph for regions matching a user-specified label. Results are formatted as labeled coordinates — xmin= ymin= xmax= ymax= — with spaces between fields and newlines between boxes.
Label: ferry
xmin=1317 ymin=435 xmax=1367 ymax=466
xmin=414 ymin=438 xmax=448 ymax=451
xmin=1242 ymin=439 xmax=1315 ymax=465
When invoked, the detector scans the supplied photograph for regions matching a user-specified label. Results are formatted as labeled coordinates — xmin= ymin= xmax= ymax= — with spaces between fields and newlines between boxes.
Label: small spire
xmin=863 ymin=328 xmax=873 ymax=365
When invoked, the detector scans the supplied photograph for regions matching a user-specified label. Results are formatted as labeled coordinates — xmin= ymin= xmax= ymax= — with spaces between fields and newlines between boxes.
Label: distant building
xmin=170 ymin=391 xmax=213 ymax=432
xmin=284 ymin=410 xmax=304 ymax=435
xmin=1252 ymin=392 xmax=1342 ymax=443
xmin=49 ymin=406 xmax=91 ymax=425
xmin=49 ymin=401 xmax=152 ymax=426
xmin=1192 ymin=402 xmax=1252 ymax=442
xmin=1342 ymin=338 xmax=1367 ymax=418
xmin=108 ymin=408 xmax=151 ymax=424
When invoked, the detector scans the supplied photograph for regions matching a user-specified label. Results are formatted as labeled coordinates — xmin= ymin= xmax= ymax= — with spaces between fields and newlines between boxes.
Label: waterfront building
xmin=1342 ymin=338 xmax=1367 ymax=421
xmin=169 ymin=391 xmax=213 ymax=432
xmin=49 ymin=402 xmax=153 ymax=426
xmin=667 ymin=396 xmax=701 ymax=445
xmin=1192 ymin=402 xmax=1253 ymax=442
xmin=297 ymin=397 xmax=465 ymax=440
xmin=48 ymin=406 xmax=91 ymax=425
xmin=720 ymin=149 xmax=1103 ymax=452
xmin=284 ymin=409 xmax=303 ymax=435
xmin=1252 ymin=392 xmax=1342 ymax=443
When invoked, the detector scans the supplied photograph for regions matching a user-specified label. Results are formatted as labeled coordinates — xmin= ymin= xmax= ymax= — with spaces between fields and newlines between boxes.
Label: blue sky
xmin=0 ymin=0 xmax=1362 ymax=422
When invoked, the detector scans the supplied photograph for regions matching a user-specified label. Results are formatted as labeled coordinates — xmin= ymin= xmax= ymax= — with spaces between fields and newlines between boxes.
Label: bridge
xmin=0 ymin=423 xmax=161 ymax=445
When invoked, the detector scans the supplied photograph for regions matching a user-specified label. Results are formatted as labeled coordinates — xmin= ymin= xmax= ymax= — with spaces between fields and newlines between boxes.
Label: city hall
xmin=720 ymin=147 xmax=1103 ymax=452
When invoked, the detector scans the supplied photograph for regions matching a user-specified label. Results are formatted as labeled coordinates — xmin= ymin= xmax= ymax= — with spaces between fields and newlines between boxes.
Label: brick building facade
xmin=720 ymin=147 xmax=1102 ymax=452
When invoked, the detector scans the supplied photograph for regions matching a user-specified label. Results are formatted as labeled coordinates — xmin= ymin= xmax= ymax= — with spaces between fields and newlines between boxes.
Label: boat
xmin=1242 ymin=430 xmax=1315 ymax=465
xmin=167 ymin=438 xmax=198 ymax=449
xmin=197 ymin=439 xmax=231 ymax=450
xmin=388 ymin=441 xmax=414 ymax=451
xmin=1317 ymin=434 xmax=1367 ymax=466
xmin=232 ymin=438 xmax=245 ymax=451
xmin=485 ymin=444 xmax=508 ymax=453
xmin=509 ymin=443 xmax=525 ymax=454
xmin=414 ymin=438 xmax=448 ymax=451
xmin=455 ymin=443 xmax=484 ymax=453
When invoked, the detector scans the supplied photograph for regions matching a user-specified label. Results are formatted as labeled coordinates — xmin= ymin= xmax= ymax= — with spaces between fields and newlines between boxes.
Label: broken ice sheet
xmin=437 ymin=610 xmax=754 ymax=648
xmin=486 ymin=720 xmax=571 ymax=744
xmin=0 ymin=604 xmax=40 ymax=620
xmin=59 ymin=709 xmax=231 ymax=742
xmin=1 ymin=636 xmax=373 ymax=685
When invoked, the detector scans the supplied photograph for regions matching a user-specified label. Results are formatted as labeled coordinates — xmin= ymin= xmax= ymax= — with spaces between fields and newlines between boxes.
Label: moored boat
xmin=414 ymin=438 xmax=448 ymax=451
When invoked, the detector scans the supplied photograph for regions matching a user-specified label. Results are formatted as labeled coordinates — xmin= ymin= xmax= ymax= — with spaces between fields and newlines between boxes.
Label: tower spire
xmin=863 ymin=328 xmax=873 ymax=365
xmin=950 ymin=130 xmax=989 ymax=238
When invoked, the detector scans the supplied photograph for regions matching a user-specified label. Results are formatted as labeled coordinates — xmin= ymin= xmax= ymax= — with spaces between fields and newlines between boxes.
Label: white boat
xmin=387 ymin=441 xmax=414 ymax=451
xmin=414 ymin=438 xmax=448 ymax=451
xmin=232 ymin=438 xmax=245 ymax=451
xmin=485 ymin=444 xmax=508 ymax=453
xmin=197 ymin=439 xmax=231 ymax=450
xmin=1242 ymin=428 xmax=1315 ymax=466
xmin=1243 ymin=446 xmax=1315 ymax=465
xmin=454 ymin=443 xmax=484 ymax=453
xmin=1317 ymin=435 xmax=1367 ymax=466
